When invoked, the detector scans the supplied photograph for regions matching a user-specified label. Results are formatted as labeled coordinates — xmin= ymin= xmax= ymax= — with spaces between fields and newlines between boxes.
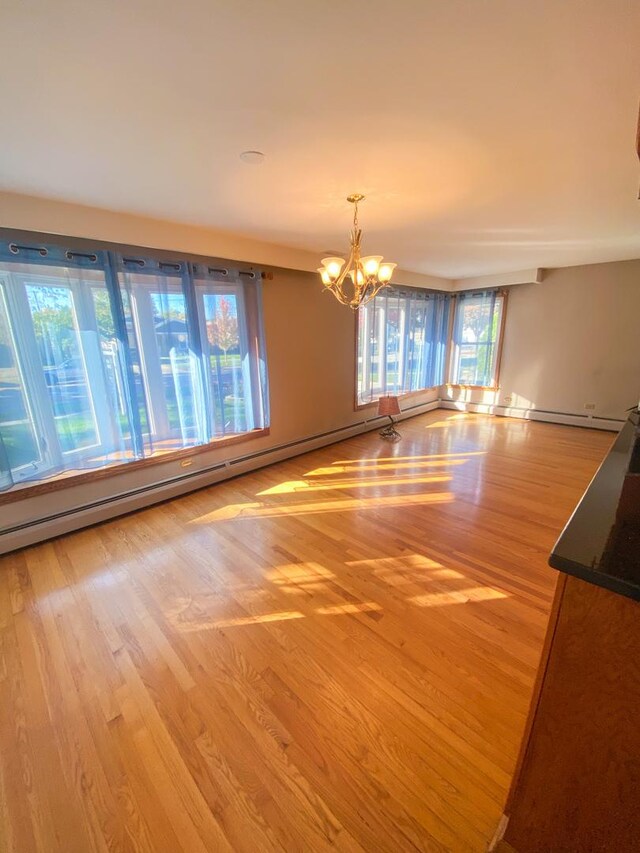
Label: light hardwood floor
xmin=0 ymin=412 xmax=613 ymax=852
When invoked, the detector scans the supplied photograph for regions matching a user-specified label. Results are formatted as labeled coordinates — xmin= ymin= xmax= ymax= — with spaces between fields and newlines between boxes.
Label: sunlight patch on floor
xmin=167 ymin=600 xmax=385 ymax=632
xmin=192 ymin=491 xmax=454 ymax=522
xmin=265 ymin=562 xmax=335 ymax=594
xmin=409 ymin=587 xmax=509 ymax=607
xmin=345 ymin=553 xmax=447 ymax=573
xmin=424 ymin=413 xmax=472 ymax=428
xmin=212 ymin=610 xmax=306 ymax=629
xmin=331 ymin=451 xmax=487 ymax=465
xmin=168 ymin=586 xmax=507 ymax=632
xmin=256 ymin=474 xmax=451 ymax=496
xmin=344 ymin=553 xmax=509 ymax=602
xmin=315 ymin=602 xmax=382 ymax=615
xmin=304 ymin=459 xmax=468 ymax=476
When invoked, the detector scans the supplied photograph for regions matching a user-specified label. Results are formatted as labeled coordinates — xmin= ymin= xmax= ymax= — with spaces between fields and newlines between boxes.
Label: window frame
xmin=0 ymin=228 xmax=270 ymax=504
xmin=354 ymin=288 xmax=452 ymax=409
xmin=0 ymin=279 xmax=50 ymax=479
xmin=1 ymin=266 xmax=123 ymax=476
xmin=446 ymin=289 xmax=508 ymax=390
xmin=121 ymin=268 xmax=197 ymax=444
xmin=194 ymin=279 xmax=255 ymax=436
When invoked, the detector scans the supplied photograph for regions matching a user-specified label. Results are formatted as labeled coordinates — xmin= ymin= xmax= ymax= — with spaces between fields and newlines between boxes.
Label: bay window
xmin=0 ymin=236 xmax=269 ymax=491
xmin=357 ymin=288 xmax=451 ymax=404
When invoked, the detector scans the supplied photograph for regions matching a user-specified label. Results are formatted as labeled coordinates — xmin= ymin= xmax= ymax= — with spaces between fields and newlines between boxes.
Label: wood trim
xmin=445 ymin=384 xmax=500 ymax=392
xmin=493 ymin=842 xmax=518 ymax=853
xmin=0 ymin=428 xmax=270 ymax=505
xmin=443 ymin=292 xmax=458 ymax=384
xmin=504 ymin=572 xmax=567 ymax=815
xmin=354 ymin=387 xmax=439 ymax=412
xmin=353 ymin=309 xmax=360 ymax=411
xmin=444 ymin=288 xmax=508 ymax=390
xmin=488 ymin=815 xmax=520 ymax=852
xmin=493 ymin=287 xmax=509 ymax=390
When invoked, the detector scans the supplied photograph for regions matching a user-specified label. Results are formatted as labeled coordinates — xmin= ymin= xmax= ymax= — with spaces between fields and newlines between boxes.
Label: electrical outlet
xmin=503 ymin=395 xmax=512 ymax=405
xmin=584 ymin=403 xmax=596 ymax=411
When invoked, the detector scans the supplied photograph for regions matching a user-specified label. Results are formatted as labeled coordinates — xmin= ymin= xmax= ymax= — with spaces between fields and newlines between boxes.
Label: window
xmin=0 ymin=238 xmax=269 ymax=491
xmin=357 ymin=289 xmax=451 ymax=404
xmin=449 ymin=290 xmax=505 ymax=387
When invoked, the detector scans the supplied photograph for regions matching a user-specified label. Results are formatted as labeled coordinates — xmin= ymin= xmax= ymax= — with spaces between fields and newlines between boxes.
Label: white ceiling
xmin=1 ymin=0 xmax=639 ymax=278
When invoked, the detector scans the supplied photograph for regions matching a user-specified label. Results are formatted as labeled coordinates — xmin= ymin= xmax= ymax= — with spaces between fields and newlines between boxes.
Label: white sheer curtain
xmin=0 ymin=252 xmax=136 ymax=488
xmin=0 ymin=238 xmax=269 ymax=490
xmin=357 ymin=289 xmax=451 ymax=404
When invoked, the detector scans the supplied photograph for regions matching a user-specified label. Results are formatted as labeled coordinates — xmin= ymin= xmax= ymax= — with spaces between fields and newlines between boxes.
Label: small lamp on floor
xmin=378 ymin=395 xmax=401 ymax=440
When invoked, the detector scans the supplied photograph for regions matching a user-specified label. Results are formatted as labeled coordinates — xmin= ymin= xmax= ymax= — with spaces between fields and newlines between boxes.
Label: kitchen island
xmin=492 ymin=412 xmax=640 ymax=853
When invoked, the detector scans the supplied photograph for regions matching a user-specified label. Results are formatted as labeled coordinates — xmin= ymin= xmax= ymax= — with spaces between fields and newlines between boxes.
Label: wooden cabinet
xmin=493 ymin=574 xmax=640 ymax=852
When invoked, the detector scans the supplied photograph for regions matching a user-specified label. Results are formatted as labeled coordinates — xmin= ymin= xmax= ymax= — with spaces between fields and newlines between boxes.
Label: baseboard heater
xmin=0 ymin=399 xmax=439 ymax=553
xmin=439 ymin=399 xmax=624 ymax=431
xmin=499 ymin=404 xmax=624 ymax=423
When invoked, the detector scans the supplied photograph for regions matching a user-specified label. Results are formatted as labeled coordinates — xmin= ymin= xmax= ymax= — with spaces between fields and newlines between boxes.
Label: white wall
xmin=442 ymin=259 xmax=640 ymax=424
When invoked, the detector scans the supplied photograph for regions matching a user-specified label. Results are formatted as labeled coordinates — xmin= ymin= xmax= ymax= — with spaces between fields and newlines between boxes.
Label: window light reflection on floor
xmin=184 ymin=441 xmax=482 ymax=524
xmin=331 ymin=451 xmax=487 ymax=465
xmin=345 ymin=553 xmax=448 ymax=571
xmin=266 ymin=562 xmax=335 ymax=587
xmin=315 ymin=602 xmax=382 ymax=616
xmin=168 ymin=584 xmax=509 ymax=631
xmin=424 ymin=413 xmax=480 ymax=427
xmin=212 ymin=610 xmax=306 ymax=629
xmin=257 ymin=474 xmax=451 ymax=496
xmin=344 ymin=553 xmax=511 ymax=604
xmin=192 ymin=491 xmax=454 ymax=522
xmin=409 ymin=587 xmax=509 ymax=607
xmin=162 ymin=550 xmax=512 ymax=632
xmin=304 ymin=459 xmax=469 ymax=476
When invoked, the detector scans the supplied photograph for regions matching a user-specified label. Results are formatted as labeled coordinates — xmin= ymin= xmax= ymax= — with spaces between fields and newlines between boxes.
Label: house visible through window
xmin=449 ymin=290 xmax=505 ymax=387
xmin=357 ymin=288 xmax=451 ymax=404
xmin=0 ymin=238 xmax=269 ymax=491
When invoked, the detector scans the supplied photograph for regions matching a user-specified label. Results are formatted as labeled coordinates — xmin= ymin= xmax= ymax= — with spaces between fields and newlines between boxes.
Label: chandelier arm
xmin=356 ymin=280 xmax=374 ymax=308
xmin=329 ymin=229 xmax=361 ymax=305
xmin=332 ymin=276 xmax=351 ymax=306
xmin=333 ymin=239 xmax=358 ymax=295
xmin=334 ymin=282 xmax=349 ymax=305
xmin=361 ymin=280 xmax=391 ymax=306
xmin=352 ymin=230 xmax=364 ymax=304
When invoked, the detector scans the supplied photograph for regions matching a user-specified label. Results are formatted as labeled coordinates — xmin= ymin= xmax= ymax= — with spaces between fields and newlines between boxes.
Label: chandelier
xmin=318 ymin=194 xmax=396 ymax=309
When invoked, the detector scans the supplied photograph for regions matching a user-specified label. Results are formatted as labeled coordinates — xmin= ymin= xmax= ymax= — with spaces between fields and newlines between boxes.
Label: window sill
xmin=0 ymin=427 xmax=270 ymax=505
xmin=445 ymin=384 xmax=500 ymax=391
xmin=354 ymin=386 xmax=439 ymax=412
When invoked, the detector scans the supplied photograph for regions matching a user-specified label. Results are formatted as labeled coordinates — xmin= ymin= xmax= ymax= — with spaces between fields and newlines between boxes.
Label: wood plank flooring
xmin=0 ymin=412 xmax=613 ymax=852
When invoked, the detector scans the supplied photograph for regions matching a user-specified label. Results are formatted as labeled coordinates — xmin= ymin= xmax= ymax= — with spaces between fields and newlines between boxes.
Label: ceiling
xmin=0 ymin=0 xmax=639 ymax=278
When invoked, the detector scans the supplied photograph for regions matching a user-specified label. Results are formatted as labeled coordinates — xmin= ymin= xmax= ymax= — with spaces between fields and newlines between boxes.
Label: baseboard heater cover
xmin=0 ymin=399 xmax=439 ymax=552
xmin=439 ymin=399 xmax=624 ymax=431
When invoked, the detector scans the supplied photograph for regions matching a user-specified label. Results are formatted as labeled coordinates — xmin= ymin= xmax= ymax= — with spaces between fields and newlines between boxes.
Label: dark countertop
xmin=549 ymin=410 xmax=640 ymax=602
